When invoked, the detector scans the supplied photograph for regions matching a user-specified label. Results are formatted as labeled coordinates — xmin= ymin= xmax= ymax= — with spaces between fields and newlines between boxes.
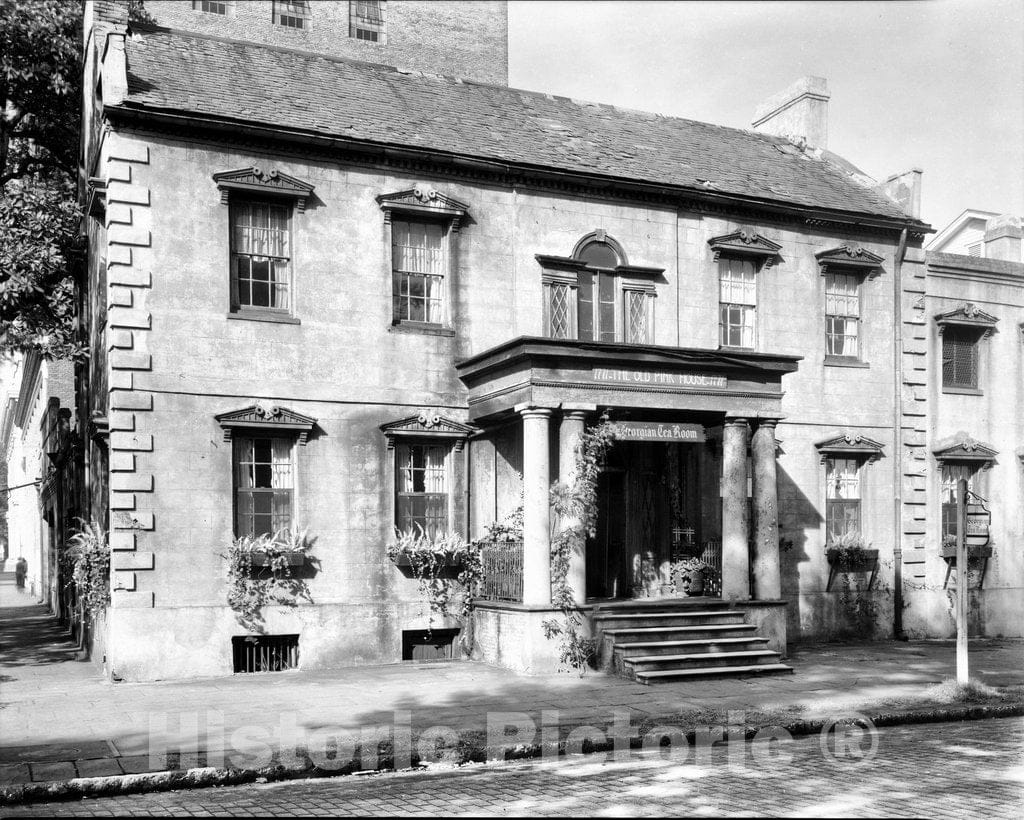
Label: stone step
xmin=613 ymin=636 xmax=770 ymax=658
xmin=634 ymin=663 xmax=795 ymax=685
xmin=600 ymin=624 xmax=759 ymax=643
xmin=593 ymin=611 xmax=747 ymax=630
xmin=591 ymin=598 xmax=731 ymax=614
xmin=624 ymin=649 xmax=781 ymax=673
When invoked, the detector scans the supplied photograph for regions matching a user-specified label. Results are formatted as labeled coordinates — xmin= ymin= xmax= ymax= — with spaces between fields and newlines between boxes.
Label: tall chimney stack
xmin=753 ymin=76 xmax=830 ymax=149
xmin=983 ymin=215 xmax=1023 ymax=262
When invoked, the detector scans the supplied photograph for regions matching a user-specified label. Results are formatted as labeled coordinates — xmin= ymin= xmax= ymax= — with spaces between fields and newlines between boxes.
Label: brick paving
xmin=4 ymin=719 xmax=1022 ymax=817
xmin=3 ymin=575 xmax=1023 ymax=794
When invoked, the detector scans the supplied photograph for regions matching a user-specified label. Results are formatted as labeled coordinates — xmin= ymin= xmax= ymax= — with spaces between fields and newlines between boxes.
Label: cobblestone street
xmin=7 ymin=718 xmax=1022 ymax=817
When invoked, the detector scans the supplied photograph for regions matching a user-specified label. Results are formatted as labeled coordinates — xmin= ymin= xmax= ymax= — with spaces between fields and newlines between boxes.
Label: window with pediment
xmin=815 ymin=434 xmax=884 ymax=545
xmin=214 ymin=168 xmax=315 ymax=322
xmin=215 ymin=403 xmax=318 ymax=538
xmin=709 ymin=229 xmax=782 ymax=350
xmin=539 ymin=232 xmax=660 ymax=344
xmin=933 ymin=435 xmax=996 ymax=539
xmin=935 ymin=304 xmax=998 ymax=393
xmin=378 ymin=188 xmax=469 ymax=332
xmin=816 ymin=244 xmax=884 ymax=364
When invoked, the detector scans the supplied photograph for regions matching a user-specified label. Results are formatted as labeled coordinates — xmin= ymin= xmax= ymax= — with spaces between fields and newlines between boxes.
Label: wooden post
xmin=956 ymin=477 xmax=969 ymax=684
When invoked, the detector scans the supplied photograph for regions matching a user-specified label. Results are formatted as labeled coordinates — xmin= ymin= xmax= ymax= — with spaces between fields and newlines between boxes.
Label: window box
xmin=825 ymin=547 xmax=879 ymax=573
xmin=939 ymin=543 xmax=992 ymax=561
xmin=389 ymin=550 xmax=464 ymax=569
xmin=250 ymin=550 xmax=306 ymax=568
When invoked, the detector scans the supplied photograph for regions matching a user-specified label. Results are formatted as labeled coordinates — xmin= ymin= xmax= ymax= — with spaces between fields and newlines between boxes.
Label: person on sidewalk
xmin=15 ymin=557 xmax=28 ymax=590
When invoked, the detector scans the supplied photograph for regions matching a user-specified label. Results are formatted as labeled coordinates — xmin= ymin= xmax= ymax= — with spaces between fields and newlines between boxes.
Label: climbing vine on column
xmin=544 ymin=411 xmax=620 ymax=672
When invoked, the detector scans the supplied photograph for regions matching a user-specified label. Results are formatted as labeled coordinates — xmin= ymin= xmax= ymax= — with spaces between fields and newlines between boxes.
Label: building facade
xmin=73 ymin=1 xmax=1018 ymax=681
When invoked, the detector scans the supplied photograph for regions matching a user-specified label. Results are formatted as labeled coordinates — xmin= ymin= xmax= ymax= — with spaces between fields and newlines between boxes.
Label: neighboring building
xmin=74 ymin=1 xmax=1018 ymax=683
xmin=927 ymin=210 xmax=1024 ymax=261
xmin=0 ymin=353 xmax=76 ymax=607
xmin=899 ymin=213 xmax=1024 ymax=638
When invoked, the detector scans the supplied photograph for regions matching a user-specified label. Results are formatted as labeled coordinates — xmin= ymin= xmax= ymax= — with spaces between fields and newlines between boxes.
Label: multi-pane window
xmin=392 ymin=219 xmax=445 ymax=324
xmin=940 ymin=463 xmax=981 ymax=538
xmin=194 ymin=0 xmax=229 ymax=14
xmin=719 ymin=257 xmax=757 ymax=348
xmin=942 ymin=327 xmax=980 ymax=389
xmin=577 ymin=269 xmax=617 ymax=342
xmin=274 ymin=0 xmax=311 ymax=29
xmin=396 ymin=443 xmax=448 ymax=537
xmin=545 ymin=282 xmax=574 ymax=339
xmin=624 ymin=289 xmax=650 ymax=344
xmin=825 ymin=457 xmax=861 ymax=543
xmin=230 ymin=201 xmax=291 ymax=313
xmin=234 ymin=437 xmax=293 ymax=537
xmin=350 ymin=0 xmax=386 ymax=41
xmin=825 ymin=272 xmax=860 ymax=357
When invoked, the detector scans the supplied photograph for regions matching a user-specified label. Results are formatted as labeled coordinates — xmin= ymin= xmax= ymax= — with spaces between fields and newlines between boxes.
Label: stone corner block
xmin=110 ymin=351 xmax=152 ymax=372
xmin=112 ymin=510 xmax=154 ymax=531
xmin=112 ymin=551 xmax=154 ymax=570
xmin=109 ymin=531 xmax=136 ymax=551
xmin=112 ymin=591 xmax=154 ymax=609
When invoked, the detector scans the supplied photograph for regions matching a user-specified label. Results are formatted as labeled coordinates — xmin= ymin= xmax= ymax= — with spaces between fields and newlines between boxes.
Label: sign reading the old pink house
xmin=591 ymin=368 xmax=727 ymax=389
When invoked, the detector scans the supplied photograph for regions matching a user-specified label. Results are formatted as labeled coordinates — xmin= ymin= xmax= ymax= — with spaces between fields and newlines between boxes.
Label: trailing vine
xmin=387 ymin=525 xmax=484 ymax=651
xmin=224 ymin=527 xmax=316 ymax=633
xmin=65 ymin=519 xmax=110 ymax=620
xmin=545 ymin=411 xmax=620 ymax=673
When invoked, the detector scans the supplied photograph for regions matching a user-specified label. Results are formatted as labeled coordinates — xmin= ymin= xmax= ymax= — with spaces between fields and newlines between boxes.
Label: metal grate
xmin=232 ymin=634 xmax=299 ymax=673
xmin=699 ymin=540 xmax=723 ymax=598
xmin=478 ymin=541 xmax=523 ymax=602
xmin=942 ymin=329 xmax=979 ymax=388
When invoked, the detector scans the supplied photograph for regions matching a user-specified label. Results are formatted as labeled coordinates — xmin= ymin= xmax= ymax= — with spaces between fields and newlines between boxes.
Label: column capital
xmin=515 ymin=403 xmax=555 ymax=419
xmin=559 ymin=402 xmax=597 ymax=413
xmin=755 ymin=418 xmax=781 ymax=430
xmin=724 ymin=416 xmax=750 ymax=428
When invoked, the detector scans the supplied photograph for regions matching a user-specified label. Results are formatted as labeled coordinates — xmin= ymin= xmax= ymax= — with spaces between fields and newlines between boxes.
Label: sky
xmin=507 ymin=0 xmax=1024 ymax=233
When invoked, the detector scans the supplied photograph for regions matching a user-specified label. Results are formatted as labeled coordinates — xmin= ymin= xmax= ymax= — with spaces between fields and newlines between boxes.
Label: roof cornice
xmin=105 ymin=105 xmax=931 ymax=238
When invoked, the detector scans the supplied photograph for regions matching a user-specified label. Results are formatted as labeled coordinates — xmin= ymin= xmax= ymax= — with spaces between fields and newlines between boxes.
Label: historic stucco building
xmin=72 ymin=0 xmax=1019 ymax=681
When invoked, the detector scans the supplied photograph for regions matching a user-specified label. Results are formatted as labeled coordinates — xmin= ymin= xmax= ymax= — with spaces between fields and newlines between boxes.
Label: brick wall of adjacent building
xmin=141 ymin=0 xmax=509 ymax=86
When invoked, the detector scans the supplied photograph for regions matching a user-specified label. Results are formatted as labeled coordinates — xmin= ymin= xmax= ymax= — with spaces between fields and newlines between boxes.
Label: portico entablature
xmin=455 ymin=336 xmax=801 ymax=423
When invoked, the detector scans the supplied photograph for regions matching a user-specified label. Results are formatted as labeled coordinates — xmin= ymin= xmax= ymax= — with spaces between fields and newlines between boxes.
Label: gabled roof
xmin=115 ymin=25 xmax=924 ymax=226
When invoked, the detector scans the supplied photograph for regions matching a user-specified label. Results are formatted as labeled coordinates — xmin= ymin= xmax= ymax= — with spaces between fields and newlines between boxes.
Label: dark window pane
xmin=598 ymin=271 xmax=616 ymax=342
xmin=578 ymin=241 xmax=618 ymax=268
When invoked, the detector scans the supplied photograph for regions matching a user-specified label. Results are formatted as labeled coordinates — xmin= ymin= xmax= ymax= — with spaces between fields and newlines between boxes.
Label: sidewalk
xmin=2 ymin=573 xmax=1023 ymax=803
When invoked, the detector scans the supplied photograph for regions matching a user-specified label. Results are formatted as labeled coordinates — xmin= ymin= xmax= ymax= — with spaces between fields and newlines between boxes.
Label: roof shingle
xmin=120 ymin=26 xmax=917 ymax=223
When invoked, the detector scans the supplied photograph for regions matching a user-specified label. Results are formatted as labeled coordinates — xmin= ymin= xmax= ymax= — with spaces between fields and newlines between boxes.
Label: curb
xmin=2 ymin=702 xmax=1022 ymax=806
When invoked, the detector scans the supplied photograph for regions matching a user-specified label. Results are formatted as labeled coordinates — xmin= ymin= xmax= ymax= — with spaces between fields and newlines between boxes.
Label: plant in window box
xmin=939 ymin=534 xmax=993 ymax=562
xmin=386 ymin=525 xmax=484 ymax=643
xmin=825 ymin=532 xmax=879 ymax=571
xmin=223 ymin=527 xmax=316 ymax=633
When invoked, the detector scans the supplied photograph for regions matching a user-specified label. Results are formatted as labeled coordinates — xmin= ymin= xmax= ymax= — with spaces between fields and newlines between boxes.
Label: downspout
xmin=893 ymin=227 xmax=908 ymax=639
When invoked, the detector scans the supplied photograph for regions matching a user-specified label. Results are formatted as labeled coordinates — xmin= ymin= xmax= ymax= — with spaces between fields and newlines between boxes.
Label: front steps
xmin=593 ymin=598 xmax=793 ymax=684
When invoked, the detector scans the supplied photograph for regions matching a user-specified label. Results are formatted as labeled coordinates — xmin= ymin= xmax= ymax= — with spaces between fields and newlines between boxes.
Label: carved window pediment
xmin=933 ymin=434 xmax=997 ymax=468
xmin=708 ymin=229 xmax=782 ymax=267
xmin=213 ymin=167 xmax=315 ymax=212
xmin=535 ymin=254 xmax=664 ymax=282
xmin=380 ymin=412 xmax=475 ymax=451
xmin=215 ymin=402 xmax=318 ymax=444
xmin=815 ymin=244 xmax=885 ymax=276
xmin=376 ymin=187 xmax=470 ymax=231
xmin=815 ymin=433 xmax=885 ymax=463
xmin=935 ymin=303 xmax=999 ymax=337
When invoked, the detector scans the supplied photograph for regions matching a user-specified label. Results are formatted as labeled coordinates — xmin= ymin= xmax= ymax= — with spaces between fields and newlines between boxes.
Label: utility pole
xmin=956 ymin=478 xmax=969 ymax=684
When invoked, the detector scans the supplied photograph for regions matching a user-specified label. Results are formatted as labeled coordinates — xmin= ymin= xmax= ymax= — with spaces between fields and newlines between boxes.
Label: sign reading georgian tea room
xmin=592 ymin=368 xmax=728 ymax=389
xmin=615 ymin=422 xmax=706 ymax=442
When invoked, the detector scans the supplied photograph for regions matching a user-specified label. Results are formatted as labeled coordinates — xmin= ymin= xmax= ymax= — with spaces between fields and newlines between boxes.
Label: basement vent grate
xmin=402 ymin=629 xmax=460 ymax=661
xmin=232 ymin=634 xmax=299 ymax=673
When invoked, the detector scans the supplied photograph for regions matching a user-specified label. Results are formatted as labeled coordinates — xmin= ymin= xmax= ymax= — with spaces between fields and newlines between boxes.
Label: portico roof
xmin=455 ymin=337 xmax=801 ymax=422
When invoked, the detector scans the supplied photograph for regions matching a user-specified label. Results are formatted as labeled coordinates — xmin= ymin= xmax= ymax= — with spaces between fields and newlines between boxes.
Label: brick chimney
xmin=752 ymin=76 xmax=830 ymax=149
xmin=983 ymin=214 xmax=1023 ymax=262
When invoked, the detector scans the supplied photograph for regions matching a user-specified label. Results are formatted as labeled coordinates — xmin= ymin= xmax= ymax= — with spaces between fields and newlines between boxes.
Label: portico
xmin=457 ymin=337 xmax=799 ymax=673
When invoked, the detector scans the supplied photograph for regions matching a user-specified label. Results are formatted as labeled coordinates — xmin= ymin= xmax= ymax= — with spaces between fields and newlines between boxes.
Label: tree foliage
xmin=1 ymin=0 xmax=84 ymax=358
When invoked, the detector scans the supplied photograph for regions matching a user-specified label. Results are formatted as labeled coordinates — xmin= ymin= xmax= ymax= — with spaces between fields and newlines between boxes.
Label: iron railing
xmin=478 ymin=541 xmax=523 ymax=603
xmin=700 ymin=539 xmax=723 ymax=597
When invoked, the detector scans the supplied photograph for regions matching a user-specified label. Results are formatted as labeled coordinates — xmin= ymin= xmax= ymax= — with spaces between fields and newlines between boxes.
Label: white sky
xmin=507 ymin=0 xmax=1024 ymax=232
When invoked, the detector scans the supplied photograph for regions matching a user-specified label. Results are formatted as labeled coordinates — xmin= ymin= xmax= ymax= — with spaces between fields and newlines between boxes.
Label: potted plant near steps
xmin=669 ymin=557 xmax=711 ymax=597
xmin=825 ymin=532 xmax=879 ymax=572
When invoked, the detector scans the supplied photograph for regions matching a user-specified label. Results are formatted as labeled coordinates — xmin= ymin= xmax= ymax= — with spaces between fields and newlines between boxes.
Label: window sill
xmin=228 ymin=311 xmax=301 ymax=326
xmin=389 ymin=322 xmax=455 ymax=338
xmin=824 ymin=356 xmax=869 ymax=368
xmin=942 ymin=386 xmax=983 ymax=396
xmin=718 ymin=345 xmax=755 ymax=353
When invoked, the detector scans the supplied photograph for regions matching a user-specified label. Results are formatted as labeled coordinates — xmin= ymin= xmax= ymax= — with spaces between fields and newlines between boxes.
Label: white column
xmin=559 ymin=407 xmax=590 ymax=605
xmin=722 ymin=417 xmax=751 ymax=600
xmin=751 ymin=419 xmax=782 ymax=600
xmin=519 ymin=405 xmax=553 ymax=606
